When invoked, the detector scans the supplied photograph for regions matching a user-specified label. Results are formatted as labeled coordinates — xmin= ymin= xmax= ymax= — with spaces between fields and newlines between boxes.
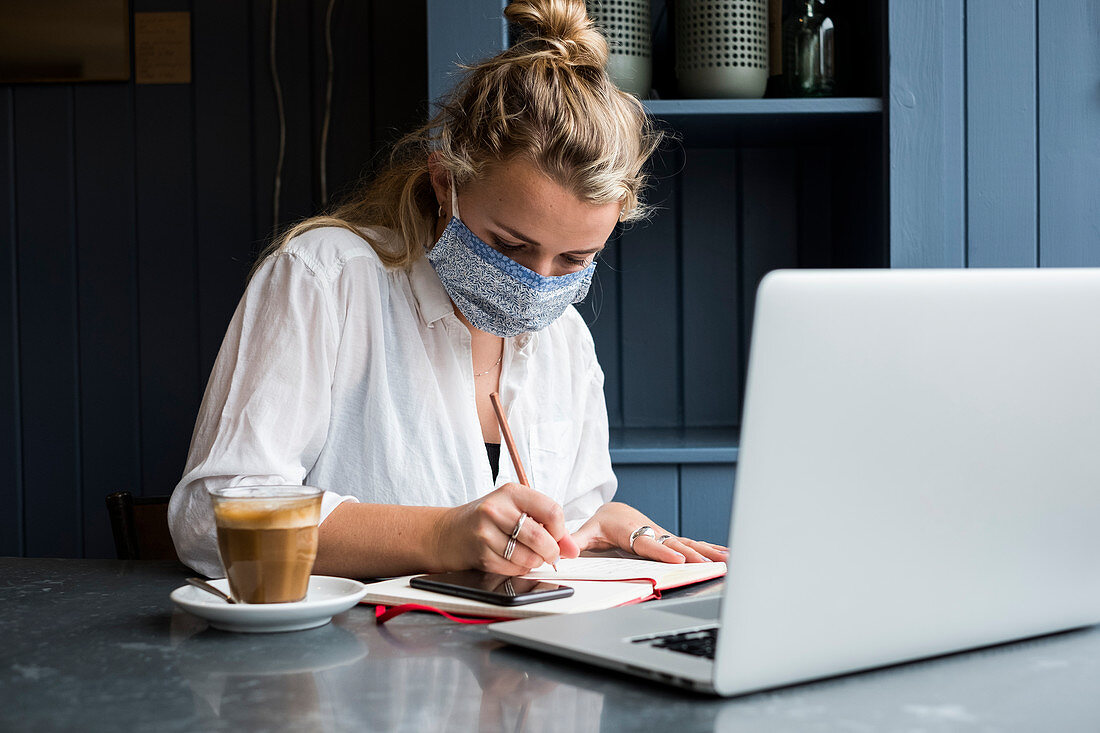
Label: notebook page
xmin=524 ymin=556 xmax=726 ymax=589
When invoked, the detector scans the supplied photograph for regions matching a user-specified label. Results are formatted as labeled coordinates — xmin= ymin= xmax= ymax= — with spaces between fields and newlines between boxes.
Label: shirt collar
xmin=514 ymin=331 xmax=536 ymax=354
xmin=407 ymin=254 xmax=454 ymax=327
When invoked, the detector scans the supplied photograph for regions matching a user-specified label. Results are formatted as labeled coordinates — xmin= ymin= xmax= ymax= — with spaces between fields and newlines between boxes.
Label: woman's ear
xmin=426 ymin=152 xmax=451 ymax=218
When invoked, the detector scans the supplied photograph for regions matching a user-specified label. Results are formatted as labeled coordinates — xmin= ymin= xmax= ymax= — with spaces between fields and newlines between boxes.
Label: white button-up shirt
xmin=168 ymin=226 xmax=617 ymax=577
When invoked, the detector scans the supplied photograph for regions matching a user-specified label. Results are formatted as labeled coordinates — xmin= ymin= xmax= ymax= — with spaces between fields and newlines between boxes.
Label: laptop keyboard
xmin=632 ymin=627 xmax=718 ymax=660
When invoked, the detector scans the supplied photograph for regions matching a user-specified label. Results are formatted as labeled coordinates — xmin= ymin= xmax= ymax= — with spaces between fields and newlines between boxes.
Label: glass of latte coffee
xmin=209 ymin=486 xmax=324 ymax=604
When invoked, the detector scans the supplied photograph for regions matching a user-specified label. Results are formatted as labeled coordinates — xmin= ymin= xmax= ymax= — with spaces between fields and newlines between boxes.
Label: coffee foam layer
xmin=213 ymin=498 xmax=321 ymax=529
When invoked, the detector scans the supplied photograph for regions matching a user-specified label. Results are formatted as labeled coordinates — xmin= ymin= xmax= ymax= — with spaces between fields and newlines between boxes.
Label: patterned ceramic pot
xmin=586 ymin=0 xmax=652 ymax=98
xmin=675 ymin=0 xmax=768 ymax=98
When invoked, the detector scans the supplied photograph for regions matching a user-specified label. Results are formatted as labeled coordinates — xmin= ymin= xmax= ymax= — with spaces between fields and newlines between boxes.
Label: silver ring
xmin=503 ymin=535 xmax=518 ymax=562
xmin=628 ymin=525 xmax=656 ymax=554
xmin=510 ymin=512 xmax=528 ymax=540
xmin=657 ymin=534 xmax=674 ymax=545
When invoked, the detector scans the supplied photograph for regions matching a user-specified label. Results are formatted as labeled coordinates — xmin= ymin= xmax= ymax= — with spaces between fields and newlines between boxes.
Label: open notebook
xmin=361 ymin=556 xmax=727 ymax=620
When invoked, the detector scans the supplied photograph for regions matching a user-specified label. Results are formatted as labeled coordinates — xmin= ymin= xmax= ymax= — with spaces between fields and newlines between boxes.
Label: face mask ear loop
xmin=449 ymin=173 xmax=460 ymax=221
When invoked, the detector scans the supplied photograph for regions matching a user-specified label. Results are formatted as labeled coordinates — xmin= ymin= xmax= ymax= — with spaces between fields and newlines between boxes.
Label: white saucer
xmin=170 ymin=576 xmax=368 ymax=633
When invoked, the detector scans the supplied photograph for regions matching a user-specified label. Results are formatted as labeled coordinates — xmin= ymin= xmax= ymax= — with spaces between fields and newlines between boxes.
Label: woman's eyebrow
xmin=495 ymin=222 xmax=605 ymax=255
xmin=495 ymin=222 xmax=544 ymax=247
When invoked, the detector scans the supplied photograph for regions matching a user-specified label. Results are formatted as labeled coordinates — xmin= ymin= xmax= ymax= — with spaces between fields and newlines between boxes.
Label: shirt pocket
xmin=528 ymin=420 xmax=576 ymax=502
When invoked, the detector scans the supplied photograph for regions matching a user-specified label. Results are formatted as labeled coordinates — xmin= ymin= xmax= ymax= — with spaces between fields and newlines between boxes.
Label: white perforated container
xmin=675 ymin=0 xmax=768 ymax=98
xmin=586 ymin=0 xmax=652 ymax=99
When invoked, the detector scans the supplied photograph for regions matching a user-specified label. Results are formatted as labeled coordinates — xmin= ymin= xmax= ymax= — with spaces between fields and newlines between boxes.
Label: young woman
xmin=168 ymin=0 xmax=728 ymax=579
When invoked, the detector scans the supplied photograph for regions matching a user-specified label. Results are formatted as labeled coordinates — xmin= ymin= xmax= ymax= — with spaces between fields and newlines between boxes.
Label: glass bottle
xmin=782 ymin=0 xmax=835 ymax=97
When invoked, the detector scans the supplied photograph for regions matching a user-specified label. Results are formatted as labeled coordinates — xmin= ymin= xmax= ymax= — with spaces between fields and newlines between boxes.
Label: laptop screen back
xmin=716 ymin=268 xmax=1100 ymax=696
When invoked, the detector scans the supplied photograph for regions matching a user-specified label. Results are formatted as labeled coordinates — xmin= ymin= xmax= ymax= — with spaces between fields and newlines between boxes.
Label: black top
xmin=485 ymin=442 xmax=501 ymax=482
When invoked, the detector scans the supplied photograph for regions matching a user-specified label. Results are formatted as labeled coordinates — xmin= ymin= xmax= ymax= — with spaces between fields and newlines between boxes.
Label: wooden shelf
xmin=644 ymin=97 xmax=883 ymax=117
xmin=641 ymin=97 xmax=884 ymax=146
xmin=609 ymin=427 xmax=740 ymax=465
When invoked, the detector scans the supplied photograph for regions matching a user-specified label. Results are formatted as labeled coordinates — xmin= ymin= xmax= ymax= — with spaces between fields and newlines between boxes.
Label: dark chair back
xmin=105 ymin=491 xmax=179 ymax=561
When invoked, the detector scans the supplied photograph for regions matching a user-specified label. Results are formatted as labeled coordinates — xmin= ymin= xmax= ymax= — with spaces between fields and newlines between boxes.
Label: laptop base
xmin=490 ymin=598 xmax=720 ymax=694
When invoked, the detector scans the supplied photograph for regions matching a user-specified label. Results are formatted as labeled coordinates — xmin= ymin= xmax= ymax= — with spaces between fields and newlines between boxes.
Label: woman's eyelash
xmin=493 ymin=238 xmax=592 ymax=267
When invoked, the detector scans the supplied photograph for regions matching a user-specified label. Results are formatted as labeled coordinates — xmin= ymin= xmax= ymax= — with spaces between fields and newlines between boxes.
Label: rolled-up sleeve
xmin=168 ymin=252 xmax=357 ymax=577
xmin=561 ymin=360 xmax=618 ymax=533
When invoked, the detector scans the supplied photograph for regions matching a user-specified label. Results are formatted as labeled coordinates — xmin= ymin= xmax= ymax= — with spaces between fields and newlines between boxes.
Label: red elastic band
xmin=374 ymin=603 xmax=507 ymax=624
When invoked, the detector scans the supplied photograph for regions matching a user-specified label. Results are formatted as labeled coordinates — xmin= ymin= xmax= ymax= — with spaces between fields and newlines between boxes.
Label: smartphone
xmin=410 ymin=570 xmax=574 ymax=606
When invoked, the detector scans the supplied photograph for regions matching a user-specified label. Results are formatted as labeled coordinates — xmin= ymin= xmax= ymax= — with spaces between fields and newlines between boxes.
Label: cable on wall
xmin=319 ymin=0 xmax=338 ymax=205
xmin=269 ymin=0 xmax=287 ymax=233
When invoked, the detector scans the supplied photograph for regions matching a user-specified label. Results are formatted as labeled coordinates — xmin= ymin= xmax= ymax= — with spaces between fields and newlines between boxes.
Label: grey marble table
xmin=3 ymin=558 xmax=1100 ymax=732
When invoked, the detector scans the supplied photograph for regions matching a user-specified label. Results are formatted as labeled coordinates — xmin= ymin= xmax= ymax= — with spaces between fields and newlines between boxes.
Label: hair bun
xmin=505 ymin=0 xmax=609 ymax=69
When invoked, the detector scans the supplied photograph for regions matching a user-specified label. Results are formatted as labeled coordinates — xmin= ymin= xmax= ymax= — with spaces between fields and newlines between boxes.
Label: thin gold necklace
xmin=474 ymin=345 xmax=504 ymax=378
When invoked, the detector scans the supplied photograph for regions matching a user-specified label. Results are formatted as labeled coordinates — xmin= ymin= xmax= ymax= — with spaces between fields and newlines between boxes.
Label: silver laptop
xmin=489 ymin=268 xmax=1100 ymax=696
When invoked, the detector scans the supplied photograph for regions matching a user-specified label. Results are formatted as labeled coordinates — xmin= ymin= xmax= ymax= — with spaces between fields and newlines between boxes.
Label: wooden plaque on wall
xmin=0 ymin=0 xmax=130 ymax=83
xmin=134 ymin=11 xmax=192 ymax=85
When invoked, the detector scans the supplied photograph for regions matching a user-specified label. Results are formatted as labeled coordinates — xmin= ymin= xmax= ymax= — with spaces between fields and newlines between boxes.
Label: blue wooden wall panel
xmin=252 ymin=0 xmax=317 ymax=240
xmin=619 ymin=152 xmax=681 ymax=427
xmin=134 ymin=76 xmax=200 ymax=497
xmin=797 ymin=147 xmax=834 ymax=269
xmin=889 ymin=0 xmax=966 ymax=268
xmin=681 ymin=149 xmax=739 ymax=427
xmin=830 ymin=125 xmax=888 ymax=270
xmin=194 ymin=1 xmax=255 ymax=377
xmin=2 ymin=2 xmax=428 ymax=558
xmin=0 ymin=89 xmax=22 ymax=556
xmin=278 ymin=0 xmax=315 ymax=227
xmin=577 ymin=233 xmax=623 ymax=427
xmin=369 ymin=3 xmax=430 ymax=175
xmin=301 ymin=2 xmax=430 ymax=208
xmin=679 ymin=464 xmax=736 ymax=545
xmin=14 ymin=87 xmax=82 ymax=557
xmin=310 ymin=0 xmax=368 ymax=205
xmin=741 ymin=148 xmax=798 ymax=375
xmin=251 ymin=0 xmax=278 ymax=243
xmin=613 ymin=464 xmax=679 ymax=535
xmin=427 ymin=0 xmax=507 ymax=103
xmin=74 ymin=85 xmax=140 ymax=558
xmin=1038 ymin=0 xmax=1100 ymax=267
xmin=966 ymin=0 xmax=1038 ymax=268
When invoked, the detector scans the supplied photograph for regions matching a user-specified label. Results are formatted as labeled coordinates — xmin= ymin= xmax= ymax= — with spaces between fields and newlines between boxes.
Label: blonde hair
xmin=250 ymin=0 xmax=663 ymax=278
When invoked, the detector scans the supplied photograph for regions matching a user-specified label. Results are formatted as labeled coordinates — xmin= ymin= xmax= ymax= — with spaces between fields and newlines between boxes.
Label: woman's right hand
xmin=432 ymin=483 xmax=580 ymax=575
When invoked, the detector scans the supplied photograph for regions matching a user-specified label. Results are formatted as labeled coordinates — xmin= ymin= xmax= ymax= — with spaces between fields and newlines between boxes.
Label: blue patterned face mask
xmin=426 ymin=181 xmax=596 ymax=337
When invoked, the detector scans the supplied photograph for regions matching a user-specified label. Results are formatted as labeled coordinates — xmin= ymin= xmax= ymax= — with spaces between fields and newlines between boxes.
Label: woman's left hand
xmin=570 ymin=502 xmax=728 ymax=564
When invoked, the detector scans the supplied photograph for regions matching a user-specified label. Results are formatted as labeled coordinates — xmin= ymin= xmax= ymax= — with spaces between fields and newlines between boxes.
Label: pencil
xmin=489 ymin=391 xmax=558 ymax=571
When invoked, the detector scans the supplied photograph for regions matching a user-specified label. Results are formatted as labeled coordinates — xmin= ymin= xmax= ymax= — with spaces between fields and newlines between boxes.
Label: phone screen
xmin=410 ymin=571 xmax=574 ymax=606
